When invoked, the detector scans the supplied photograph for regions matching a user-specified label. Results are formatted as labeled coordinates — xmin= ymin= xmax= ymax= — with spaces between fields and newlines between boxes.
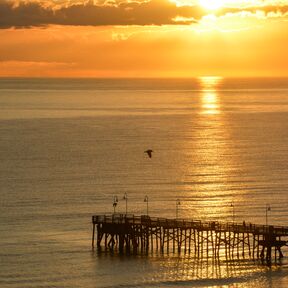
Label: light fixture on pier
xmin=144 ymin=195 xmax=149 ymax=216
xmin=266 ymin=204 xmax=271 ymax=226
xmin=230 ymin=202 xmax=235 ymax=223
xmin=113 ymin=196 xmax=118 ymax=213
xmin=176 ymin=199 xmax=181 ymax=219
xmin=123 ymin=193 xmax=128 ymax=214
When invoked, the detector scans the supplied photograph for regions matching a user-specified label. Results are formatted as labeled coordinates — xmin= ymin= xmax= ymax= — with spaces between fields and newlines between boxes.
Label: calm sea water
xmin=0 ymin=77 xmax=288 ymax=287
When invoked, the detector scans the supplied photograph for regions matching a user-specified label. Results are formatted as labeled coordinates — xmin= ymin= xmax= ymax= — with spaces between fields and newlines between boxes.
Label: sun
xmin=199 ymin=0 xmax=226 ymax=10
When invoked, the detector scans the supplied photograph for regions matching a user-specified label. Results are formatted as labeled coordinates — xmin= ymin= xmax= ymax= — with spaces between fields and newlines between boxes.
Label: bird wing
xmin=144 ymin=149 xmax=153 ymax=158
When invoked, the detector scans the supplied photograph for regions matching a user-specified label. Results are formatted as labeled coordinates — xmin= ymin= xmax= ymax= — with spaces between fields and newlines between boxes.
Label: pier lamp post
xmin=144 ymin=195 xmax=149 ymax=216
xmin=176 ymin=199 xmax=181 ymax=219
xmin=230 ymin=202 xmax=235 ymax=224
xmin=266 ymin=204 xmax=271 ymax=226
xmin=123 ymin=193 xmax=128 ymax=214
xmin=113 ymin=196 xmax=118 ymax=214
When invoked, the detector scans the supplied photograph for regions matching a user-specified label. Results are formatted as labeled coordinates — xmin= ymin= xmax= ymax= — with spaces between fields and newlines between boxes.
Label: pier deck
xmin=92 ymin=214 xmax=288 ymax=262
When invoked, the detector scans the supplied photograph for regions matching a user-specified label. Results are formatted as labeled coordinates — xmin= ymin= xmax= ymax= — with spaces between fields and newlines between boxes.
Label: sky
xmin=0 ymin=0 xmax=287 ymax=77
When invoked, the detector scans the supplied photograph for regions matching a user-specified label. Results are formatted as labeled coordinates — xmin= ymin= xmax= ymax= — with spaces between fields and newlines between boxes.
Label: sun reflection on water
xmin=199 ymin=76 xmax=222 ymax=115
xmin=181 ymin=76 xmax=239 ymax=222
xmin=199 ymin=76 xmax=223 ymax=91
xmin=202 ymin=92 xmax=219 ymax=114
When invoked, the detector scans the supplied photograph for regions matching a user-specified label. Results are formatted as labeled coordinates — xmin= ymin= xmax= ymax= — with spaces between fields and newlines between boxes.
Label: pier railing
xmin=92 ymin=214 xmax=288 ymax=236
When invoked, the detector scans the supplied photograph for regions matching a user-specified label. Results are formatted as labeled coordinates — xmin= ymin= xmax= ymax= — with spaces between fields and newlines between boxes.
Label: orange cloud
xmin=217 ymin=4 xmax=288 ymax=18
xmin=0 ymin=0 xmax=287 ymax=29
xmin=0 ymin=0 xmax=203 ymax=28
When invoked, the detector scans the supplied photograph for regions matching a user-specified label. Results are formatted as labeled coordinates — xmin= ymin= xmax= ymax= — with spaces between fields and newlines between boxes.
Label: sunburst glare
xmin=199 ymin=0 xmax=227 ymax=10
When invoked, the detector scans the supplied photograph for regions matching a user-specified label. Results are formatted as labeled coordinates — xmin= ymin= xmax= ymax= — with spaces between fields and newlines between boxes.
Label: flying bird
xmin=144 ymin=149 xmax=153 ymax=158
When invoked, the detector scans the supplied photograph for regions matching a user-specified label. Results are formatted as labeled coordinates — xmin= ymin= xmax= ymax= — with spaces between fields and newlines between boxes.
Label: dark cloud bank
xmin=0 ymin=0 xmax=287 ymax=28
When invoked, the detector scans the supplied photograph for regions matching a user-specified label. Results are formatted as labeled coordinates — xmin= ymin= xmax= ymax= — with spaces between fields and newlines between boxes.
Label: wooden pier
xmin=92 ymin=214 xmax=288 ymax=262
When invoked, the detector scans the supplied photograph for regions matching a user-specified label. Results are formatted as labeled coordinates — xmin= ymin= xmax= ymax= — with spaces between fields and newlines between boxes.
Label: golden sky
xmin=0 ymin=0 xmax=287 ymax=77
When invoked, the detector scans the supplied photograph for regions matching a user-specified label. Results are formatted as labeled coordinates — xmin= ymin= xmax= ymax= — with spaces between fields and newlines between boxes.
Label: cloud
xmin=0 ymin=0 xmax=287 ymax=28
xmin=0 ymin=0 xmax=205 ymax=28
xmin=217 ymin=4 xmax=288 ymax=17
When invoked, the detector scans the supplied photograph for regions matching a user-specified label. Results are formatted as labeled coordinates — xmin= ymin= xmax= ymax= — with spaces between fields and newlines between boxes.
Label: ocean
xmin=0 ymin=77 xmax=288 ymax=287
